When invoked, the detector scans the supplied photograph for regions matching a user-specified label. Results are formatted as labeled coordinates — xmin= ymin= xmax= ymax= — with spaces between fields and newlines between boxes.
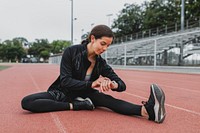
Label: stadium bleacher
xmin=49 ymin=28 xmax=200 ymax=66
xmin=103 ymin=27 xmax=200 ymax=66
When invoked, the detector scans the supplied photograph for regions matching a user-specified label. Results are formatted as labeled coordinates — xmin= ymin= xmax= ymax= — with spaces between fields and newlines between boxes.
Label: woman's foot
xmin=142 ymin=84 xmax=166 ymax=123
xmin=72 ymin=97 xmax=95 ymax=111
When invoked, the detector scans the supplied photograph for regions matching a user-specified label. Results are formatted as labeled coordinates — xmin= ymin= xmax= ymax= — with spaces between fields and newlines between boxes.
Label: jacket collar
xmin=82 ymin=42 xmax=100 ymax=61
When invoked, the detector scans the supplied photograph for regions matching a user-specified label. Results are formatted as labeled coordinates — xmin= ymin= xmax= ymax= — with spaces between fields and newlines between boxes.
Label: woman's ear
xmin=90 ymin=35 xmax=95 ymax=43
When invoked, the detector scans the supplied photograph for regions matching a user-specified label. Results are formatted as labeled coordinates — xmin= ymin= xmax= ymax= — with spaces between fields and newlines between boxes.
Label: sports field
xmin=0 ymin=65 xmax=10 ymax=71
xmin=0 ymin=63 xmax=199 ymax=133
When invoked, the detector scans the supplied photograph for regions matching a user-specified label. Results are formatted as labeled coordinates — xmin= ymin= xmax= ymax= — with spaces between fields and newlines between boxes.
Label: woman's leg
xmin=87 ymin=92 xmax=142 ymax=116
xmin=87 ymin=84 xmax=166 ymax=123
xmin=21 ymin=92 xmax=70 ymax=113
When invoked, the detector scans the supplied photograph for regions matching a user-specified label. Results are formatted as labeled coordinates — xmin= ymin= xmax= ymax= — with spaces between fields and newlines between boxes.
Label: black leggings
xmin=21 ymin=90 xmax=142 ymax=116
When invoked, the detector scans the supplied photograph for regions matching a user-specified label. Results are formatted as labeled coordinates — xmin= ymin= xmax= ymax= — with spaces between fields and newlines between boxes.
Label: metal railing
xmin=102 ymin=28 xmax=200 ymax=67
xmin=113 ymin=18 xmax=200 ymax=44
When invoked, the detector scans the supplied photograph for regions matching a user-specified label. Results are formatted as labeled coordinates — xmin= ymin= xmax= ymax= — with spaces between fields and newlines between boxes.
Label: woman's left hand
xmin=99 ymin=78 xmax=118 ymax=92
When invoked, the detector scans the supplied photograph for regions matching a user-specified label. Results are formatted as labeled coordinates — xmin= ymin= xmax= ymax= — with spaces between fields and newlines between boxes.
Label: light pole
xmin=179 ymin=0 xmax=185 ymax=66
xmin=181 ymin=0 xmax=185 ymax=31
xmin=106 ymin=14 xmax=113 ymax=28
xmin=70 ymin=0 xmax=74 ymax=45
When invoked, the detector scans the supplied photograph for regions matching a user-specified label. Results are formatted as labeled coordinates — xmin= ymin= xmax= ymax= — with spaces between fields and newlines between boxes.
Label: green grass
xmin=0 ymin=65 xmax=11 ymax=71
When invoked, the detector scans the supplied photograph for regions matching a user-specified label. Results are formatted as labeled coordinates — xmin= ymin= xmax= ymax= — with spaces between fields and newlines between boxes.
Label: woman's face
xmin=91 ymin=36 xmax=113 ymax=55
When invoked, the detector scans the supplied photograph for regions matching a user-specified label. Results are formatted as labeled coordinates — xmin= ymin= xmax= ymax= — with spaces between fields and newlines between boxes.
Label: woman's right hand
xmin=91 ymin=77 xmax=109 ymax=89
xmin=92 ymin=77 xmax=118 ymax=92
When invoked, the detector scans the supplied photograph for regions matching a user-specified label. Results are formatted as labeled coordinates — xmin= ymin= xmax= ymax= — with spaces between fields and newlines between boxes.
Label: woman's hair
xmin=81 ymin=24 xmax=114 ymax=44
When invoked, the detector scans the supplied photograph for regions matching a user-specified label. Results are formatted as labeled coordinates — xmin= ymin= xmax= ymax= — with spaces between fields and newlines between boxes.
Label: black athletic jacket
xmin=48 ymin=42 xmax=126 ymax=95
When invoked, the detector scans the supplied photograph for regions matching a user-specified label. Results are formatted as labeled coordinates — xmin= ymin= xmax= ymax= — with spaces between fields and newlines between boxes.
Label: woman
xmin=21 ymin=25 xmax=166 ymax=123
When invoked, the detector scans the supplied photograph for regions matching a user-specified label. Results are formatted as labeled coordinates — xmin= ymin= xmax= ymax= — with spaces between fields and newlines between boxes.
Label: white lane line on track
xmin=165 ymin=104 xmax=200 ymax=116
xmin=28 ymin=71 xmax=67 ymax=133
xmin=126 ymin=79 xmax=200 ymax=94
xmin=50 ymin=113 xmax=67 ymax=133
xmin=124 ymin=92 xmax=200 ymax=116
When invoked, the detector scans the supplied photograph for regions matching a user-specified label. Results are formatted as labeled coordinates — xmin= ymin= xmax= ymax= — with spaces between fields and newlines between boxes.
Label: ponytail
xmin=81 ymin=38 xmax=89 ymax=44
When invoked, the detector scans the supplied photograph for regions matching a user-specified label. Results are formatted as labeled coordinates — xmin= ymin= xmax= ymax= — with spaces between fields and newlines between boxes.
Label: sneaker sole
xmin=75 ymin=97 xmax=95 ymax=110
xmin=151 ymin=84 xmax=166 ymax=123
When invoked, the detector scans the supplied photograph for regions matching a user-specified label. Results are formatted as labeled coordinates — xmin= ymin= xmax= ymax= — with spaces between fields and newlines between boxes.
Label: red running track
xmin=0 ymin=63 xmax=199 ymax=133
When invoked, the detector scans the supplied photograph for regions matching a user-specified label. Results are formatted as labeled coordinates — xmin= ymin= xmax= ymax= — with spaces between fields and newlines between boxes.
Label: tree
xmin=0 ymin=37 xmax=72 ymax=62
xmin=1 ymin=39 xmax=26 ymax=62
xmin=185 ymin=0 xmax=200 ymax=21
xmin=0 ymin=43 xmax=4 ymax=60
xmin=50 ymin=40 xmax=71 ymax=54
xmin=142 ymin=0 xmax=169 ymax=30
xmin=13 ymin=37 xmax=28 ymax=47
xmin=28 ymin=39 xmax=51 ymax=57
xmin=112 ymin=0 xmax=200 ymax=38
xmin=40 ymin=50 xmax=50 ymax=62
xmin=112 ymin=3 xmax=143 ymax=38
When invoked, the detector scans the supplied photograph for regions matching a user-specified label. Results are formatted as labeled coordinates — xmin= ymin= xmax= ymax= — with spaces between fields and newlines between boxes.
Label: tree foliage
xmin=0 ymin=38 xmax=71 ymax=62
xmin=112 ymin=3 xmax=143 ymax=37
xmin=51 ymin=40 xmax=71 ymax=54
xmin=112 ymin=0 xmax=200 ymax=37
xmin=0 ymin=38 xmax=26 ymax=62
xmin=28 ymin=39 xmax=51 ymax=58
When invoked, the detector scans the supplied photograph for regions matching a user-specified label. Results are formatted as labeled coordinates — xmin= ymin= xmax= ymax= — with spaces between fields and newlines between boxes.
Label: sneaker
xmin=73 ymin=97 xmax=95 ymax=111
xmin=142 ymin=84 xmax=166 ymax=123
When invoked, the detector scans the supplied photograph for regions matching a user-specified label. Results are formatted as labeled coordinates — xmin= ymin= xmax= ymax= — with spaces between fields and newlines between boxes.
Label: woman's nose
xmin=103 ymin=46 xmax=108 ymax=51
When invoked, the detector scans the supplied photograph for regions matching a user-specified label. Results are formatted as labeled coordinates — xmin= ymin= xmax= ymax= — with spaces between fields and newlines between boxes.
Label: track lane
xmin=0 ymin=63 xmax=199 ymax=133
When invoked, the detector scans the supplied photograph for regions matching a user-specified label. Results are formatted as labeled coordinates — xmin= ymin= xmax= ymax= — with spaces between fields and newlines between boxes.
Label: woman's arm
xmin=100 ymin=59 xmax=126 ymax=92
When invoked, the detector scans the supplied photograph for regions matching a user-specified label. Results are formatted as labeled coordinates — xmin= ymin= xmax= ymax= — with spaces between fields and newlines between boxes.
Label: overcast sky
xmin=0 ymin=0 xmax=146 ymax=44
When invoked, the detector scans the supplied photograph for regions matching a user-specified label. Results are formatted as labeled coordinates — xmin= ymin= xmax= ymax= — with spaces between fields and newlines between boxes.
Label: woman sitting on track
xmin=21 ymin=24 xmax=166 ymax=123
